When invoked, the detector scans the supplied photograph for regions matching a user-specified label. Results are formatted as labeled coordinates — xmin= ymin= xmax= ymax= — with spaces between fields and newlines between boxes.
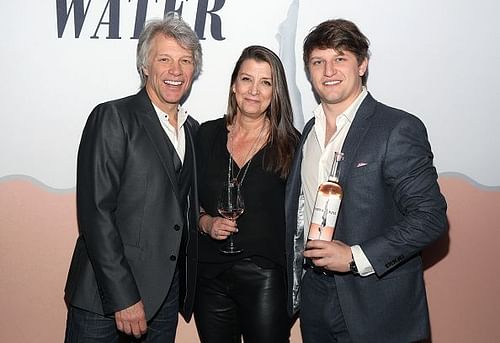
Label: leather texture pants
xmin=194 ymin=258 xmax=291 ymax=343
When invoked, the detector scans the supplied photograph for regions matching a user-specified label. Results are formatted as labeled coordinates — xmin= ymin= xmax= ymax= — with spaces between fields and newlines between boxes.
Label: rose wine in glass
xmin=217 ymin=181 xmax=245 ymax=254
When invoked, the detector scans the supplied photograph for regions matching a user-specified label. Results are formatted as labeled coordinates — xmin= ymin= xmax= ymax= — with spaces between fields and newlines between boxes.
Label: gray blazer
xmin=65 ymin=88 xmax=199 ymax=321
xmin=285 ymin=93 xmax=448 ymax=342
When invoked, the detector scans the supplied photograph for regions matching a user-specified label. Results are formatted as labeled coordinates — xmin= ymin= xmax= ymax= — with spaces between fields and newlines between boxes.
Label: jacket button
xmin=170 ymin=255 xmax=176 ymax=261
xmin=174 ymin=225 xmax=180 ymax=231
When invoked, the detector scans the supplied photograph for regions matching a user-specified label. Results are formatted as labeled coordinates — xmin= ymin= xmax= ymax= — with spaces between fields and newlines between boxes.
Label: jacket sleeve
xmin=361 ymin=114 xmax=448 ymax=276
xmin=76 ymin=103 xmax=140 ymax=314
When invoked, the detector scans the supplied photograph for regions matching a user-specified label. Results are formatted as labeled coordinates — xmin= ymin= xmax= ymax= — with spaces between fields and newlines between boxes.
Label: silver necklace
xmin=227 ymin=121 xmax=266 ymax=187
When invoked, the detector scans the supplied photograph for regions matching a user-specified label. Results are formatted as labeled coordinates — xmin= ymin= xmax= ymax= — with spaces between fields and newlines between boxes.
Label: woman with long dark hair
xmin=194 ymin=45 xmax=299 ymax=343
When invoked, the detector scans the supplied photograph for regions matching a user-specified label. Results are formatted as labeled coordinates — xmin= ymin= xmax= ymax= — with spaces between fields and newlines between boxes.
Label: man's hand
xmin=115 ymin=300 xmax=147 ymax=338
xmin=304 ymin=239 xmax=352 ymax=272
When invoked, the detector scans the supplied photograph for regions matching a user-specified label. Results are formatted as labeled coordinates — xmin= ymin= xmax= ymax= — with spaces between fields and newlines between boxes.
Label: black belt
xmin=304 ymin=262 xmax=336 ymax=277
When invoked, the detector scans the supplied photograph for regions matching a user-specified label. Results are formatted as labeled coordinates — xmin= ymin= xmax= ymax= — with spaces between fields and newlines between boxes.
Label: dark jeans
xmin=194 ymin=258 xmax=291 ymax=343
xmin=300 ymin=269 xmax=352 ymax=343
xmin=65 ymin=273 xmax=179 ymax=343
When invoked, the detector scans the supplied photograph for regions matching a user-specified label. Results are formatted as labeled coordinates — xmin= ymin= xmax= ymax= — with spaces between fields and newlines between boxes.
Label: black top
xmin=196 ymin=118 xmax=287 ymax=276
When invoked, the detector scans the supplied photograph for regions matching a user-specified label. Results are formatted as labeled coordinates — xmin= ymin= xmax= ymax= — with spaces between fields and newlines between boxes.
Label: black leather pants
xmin=194 ymin=258 xmax=291 ymax=343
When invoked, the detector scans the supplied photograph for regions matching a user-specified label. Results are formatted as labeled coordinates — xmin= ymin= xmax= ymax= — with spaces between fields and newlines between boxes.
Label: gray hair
xmin=136 ymin=12 xmax=202 ymax=87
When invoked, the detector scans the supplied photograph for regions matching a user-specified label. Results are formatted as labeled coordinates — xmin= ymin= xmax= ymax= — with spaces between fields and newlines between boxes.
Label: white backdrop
xmin=1 ymin=0 xmax=499 ymax=188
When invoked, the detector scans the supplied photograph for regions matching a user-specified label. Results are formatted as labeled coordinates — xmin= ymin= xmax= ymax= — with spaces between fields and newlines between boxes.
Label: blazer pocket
xmin=349 ymin=161 xmax=380 ymax=179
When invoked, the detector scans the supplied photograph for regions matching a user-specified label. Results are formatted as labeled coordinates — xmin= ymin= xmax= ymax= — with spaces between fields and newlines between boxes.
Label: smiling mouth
xmin=244 ymin=97 xmax=260 ymax=103
xmin=324 ymin=80 xmax=341 ymax=86
xmin=164 ymin=80 xmax=183 ymax=86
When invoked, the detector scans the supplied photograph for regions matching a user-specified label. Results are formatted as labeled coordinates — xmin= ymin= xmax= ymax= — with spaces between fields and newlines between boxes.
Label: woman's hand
xmin=199 ymin=214 xmax=238 ymax=240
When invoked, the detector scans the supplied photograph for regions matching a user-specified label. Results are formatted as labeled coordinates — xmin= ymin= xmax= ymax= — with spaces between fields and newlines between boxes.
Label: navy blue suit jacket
xmin=285 ymin=93 xmax=448 ymax=342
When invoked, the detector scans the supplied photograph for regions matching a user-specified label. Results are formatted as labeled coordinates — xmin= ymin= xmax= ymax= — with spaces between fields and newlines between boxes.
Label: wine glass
xmin=217 ymin=181 xmax=245 ymax=254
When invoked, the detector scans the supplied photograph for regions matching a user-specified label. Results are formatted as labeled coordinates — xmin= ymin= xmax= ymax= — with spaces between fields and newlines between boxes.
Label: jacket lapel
xmin=133 ymin=89 xmax=181 ymax=203
xmin=339 ymin=93 xmax=377 ymax=185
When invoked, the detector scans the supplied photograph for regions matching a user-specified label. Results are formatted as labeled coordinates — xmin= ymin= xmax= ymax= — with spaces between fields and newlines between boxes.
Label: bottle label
xmin=308 ymin=195 xmax=341 ymax=241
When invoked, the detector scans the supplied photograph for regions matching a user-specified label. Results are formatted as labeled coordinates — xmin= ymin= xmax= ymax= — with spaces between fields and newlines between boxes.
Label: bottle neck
xmin=327 ymin=174 xmax=339 ymax=183
xmin=327 ymin=152 xmax=343 ymax=183
xmin=327 ymin=171 xmax=340 ymax=184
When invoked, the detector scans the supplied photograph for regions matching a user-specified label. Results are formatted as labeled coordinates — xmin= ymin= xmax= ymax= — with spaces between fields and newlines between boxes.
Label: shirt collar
xmin=313 ymin=86 xmax=368 ymax=126
xmin=152 ymin=103 xmax=188 ymax=129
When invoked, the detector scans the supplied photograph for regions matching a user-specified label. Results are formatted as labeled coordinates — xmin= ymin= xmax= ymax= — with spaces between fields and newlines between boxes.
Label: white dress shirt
xmin=152 ymin=103 xmax=188 ymax=163
xmin=302 ymin=87 xmax=374 ymax=276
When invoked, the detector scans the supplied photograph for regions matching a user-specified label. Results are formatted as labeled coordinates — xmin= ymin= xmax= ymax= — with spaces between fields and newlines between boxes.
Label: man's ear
xmin=359 ymin=57 xmax=368 ymax=77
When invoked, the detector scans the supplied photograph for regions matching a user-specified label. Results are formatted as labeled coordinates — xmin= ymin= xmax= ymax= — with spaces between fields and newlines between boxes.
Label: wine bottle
xmin=307 ymin=152 xmax=344 ymax=241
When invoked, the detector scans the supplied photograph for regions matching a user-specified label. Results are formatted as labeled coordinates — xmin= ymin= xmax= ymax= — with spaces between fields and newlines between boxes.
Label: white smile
xmin=164 ymin=80 xmax=183 ymax=86
xmin=324 ymin=80 xmax=341 ymax=86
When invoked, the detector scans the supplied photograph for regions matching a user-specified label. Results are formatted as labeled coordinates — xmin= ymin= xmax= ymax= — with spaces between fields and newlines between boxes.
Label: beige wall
xmin=1 ymin=175 xmax=499 ymax=342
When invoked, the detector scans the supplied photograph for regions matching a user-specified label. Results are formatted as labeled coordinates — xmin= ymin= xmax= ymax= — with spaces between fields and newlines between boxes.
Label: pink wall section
xmin=422 ymin=177 xmax=500 ymax=342
xmin=0 ymin=180 xmax=77 ymax=342
xmin=1 ymin=176 xmax=499 ymax=342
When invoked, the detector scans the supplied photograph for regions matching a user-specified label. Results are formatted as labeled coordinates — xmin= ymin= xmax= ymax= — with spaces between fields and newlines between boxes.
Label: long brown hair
xmin=226 ymin=45 xmax=299 ymax=178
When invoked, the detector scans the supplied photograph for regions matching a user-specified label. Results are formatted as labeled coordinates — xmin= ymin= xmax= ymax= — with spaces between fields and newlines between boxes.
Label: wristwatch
xmin=349 ymin=258 xmax=359 ymax=275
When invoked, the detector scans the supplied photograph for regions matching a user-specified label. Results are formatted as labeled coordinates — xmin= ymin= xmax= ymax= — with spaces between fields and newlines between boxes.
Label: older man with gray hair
xmin=64 ymin=13 xmax=202 ymax=342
